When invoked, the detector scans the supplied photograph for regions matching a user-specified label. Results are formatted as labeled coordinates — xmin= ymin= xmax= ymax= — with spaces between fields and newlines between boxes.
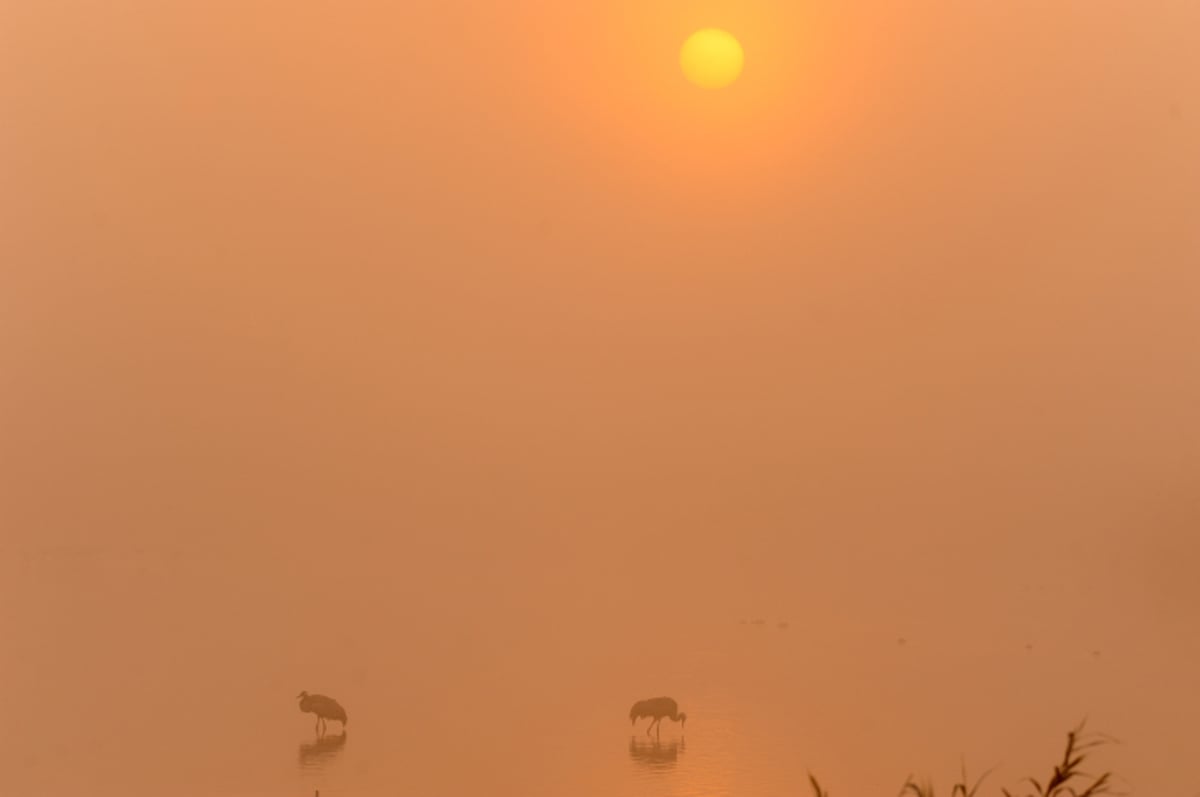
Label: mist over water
xmin=3 ymin=1 xmax=1198 ymax=795
xmin=2 ymin=534 xmax=1196 ymax=796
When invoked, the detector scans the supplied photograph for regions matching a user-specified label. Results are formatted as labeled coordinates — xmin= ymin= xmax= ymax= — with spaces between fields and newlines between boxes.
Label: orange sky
xmin=2 ymin=2 xmax=1198 ymax=795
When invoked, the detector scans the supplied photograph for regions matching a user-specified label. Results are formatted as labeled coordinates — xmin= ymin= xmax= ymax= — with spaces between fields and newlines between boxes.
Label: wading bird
xmin=297 ymin=691 xmax=348 ymax=735
xmin=629 ymin=696 xmax=687 ymax=736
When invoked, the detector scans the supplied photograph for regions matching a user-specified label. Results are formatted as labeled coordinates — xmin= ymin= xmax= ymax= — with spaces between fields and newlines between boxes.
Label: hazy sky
xmin=2 ymin=2 xmax=1198 ymax=794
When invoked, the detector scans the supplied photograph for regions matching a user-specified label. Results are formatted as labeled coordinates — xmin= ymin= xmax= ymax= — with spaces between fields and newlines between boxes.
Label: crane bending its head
xmin=629 ymin=696 xmax=687 ymax=736
xmin=297 ymin=691 xmax=348 ymax=736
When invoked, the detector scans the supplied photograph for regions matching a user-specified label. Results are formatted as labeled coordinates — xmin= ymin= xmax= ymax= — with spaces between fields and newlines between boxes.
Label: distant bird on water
xmin=629 ymin=696 xmax=687 ymax=736
xmin=297 ymin=691 xmax=348 ymax=735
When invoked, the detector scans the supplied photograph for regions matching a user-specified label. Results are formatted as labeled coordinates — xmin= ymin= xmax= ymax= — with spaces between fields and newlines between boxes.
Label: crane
xmin=297 ymin=691 xmax=348 ymax=735
xmin=629 ymin=696 xmax=687 ymax=736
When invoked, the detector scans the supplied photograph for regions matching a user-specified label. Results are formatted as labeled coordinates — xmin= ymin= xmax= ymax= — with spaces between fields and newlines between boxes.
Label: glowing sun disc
xmin=680 ymin=29 xmax=744 ymax=89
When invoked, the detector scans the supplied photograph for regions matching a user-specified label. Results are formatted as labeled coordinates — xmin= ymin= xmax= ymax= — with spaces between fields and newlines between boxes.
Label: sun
xmin=680 ymin=29 xmax=744 ymax=89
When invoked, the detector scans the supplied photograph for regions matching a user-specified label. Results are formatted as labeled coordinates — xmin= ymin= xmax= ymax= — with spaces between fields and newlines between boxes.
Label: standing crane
xmin=629 ymin=696 xmax=687 ymax=736
xmin=297 ymin=691 xmax=348 ymax=735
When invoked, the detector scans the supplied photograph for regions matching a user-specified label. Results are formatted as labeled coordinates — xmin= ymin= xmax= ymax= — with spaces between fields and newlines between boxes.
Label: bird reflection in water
xmin=298 ymin=731 xmax=347 ymax=770
xmin=628 ymin=735 xmax=685 ymax=772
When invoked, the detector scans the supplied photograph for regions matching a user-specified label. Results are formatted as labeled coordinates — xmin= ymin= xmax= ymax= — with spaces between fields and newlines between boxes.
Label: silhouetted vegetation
xmin=808 ymin=723 xmax=1118 ymax=797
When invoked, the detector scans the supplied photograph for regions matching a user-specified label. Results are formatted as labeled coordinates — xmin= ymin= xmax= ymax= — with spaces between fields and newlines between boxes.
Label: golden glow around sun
xmin=680 ymin=29 xmax=744 ymax=89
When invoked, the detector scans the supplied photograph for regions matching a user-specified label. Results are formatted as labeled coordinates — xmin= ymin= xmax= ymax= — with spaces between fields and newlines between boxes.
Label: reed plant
xmin=808 ymin=722 xmax=1118 ymax=797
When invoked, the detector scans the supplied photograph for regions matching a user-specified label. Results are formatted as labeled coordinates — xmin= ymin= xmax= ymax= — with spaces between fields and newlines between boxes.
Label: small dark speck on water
xmin=897 ymin=637 xmax=907 ymax=646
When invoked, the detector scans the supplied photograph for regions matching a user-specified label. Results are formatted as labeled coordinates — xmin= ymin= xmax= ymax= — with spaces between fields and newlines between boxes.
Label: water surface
xmin=2 ymin=543 xmax=1195 ymax=796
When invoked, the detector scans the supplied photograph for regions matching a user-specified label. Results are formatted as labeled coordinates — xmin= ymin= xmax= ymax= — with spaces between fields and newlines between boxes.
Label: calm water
xmin=2 ymin=544 xmax=1196 ymax=796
